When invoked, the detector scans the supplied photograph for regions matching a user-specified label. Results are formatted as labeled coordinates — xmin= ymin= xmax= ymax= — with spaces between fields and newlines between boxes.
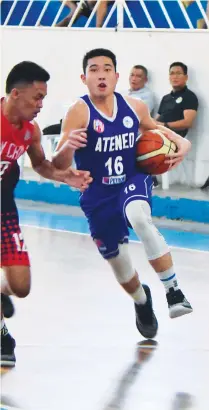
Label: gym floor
xmin=1 ymin=204 xmax=209 ymax=410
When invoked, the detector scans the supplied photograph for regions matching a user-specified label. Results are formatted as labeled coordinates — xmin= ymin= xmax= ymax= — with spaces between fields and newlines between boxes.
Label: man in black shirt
xmin=156 ymin=62 xmax=198 ymax=137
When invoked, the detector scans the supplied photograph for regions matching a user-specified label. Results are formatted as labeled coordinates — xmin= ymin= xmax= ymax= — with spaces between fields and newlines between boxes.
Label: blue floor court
xmin=18 ymin=207 xmax=209 ymax=252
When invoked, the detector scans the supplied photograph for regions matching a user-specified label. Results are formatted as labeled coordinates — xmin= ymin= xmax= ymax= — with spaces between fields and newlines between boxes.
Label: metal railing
xmin=1 ymin=0 xmax=209 ymax=29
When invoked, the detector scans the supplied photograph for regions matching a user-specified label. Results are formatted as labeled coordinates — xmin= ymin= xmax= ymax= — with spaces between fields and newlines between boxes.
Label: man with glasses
xmin=156 ymin=62 xmax=198 ymax=137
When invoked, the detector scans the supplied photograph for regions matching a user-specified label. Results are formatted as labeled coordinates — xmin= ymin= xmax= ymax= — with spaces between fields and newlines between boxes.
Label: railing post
xmin=116 ymin=0 xmax=124 ymax=30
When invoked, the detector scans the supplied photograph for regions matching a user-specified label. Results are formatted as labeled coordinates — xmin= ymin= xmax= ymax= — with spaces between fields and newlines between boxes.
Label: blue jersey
xmin=74 ymin=92 xmax=153 ymax=259
xmin=75 ymin=92 xmax=140 ymax=211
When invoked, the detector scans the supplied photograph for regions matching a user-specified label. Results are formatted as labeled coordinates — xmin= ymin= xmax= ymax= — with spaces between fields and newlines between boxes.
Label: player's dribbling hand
xmin=67 ymin=128 xmax=87 ymax=150
xmin=157 ymin=125 xmax=191 ymax=169
xmin=62 ymin=167 xmax=92 ymax=191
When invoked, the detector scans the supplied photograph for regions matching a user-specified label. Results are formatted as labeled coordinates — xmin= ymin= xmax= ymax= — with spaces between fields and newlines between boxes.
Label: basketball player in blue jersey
xmin=53 ymin=49 xmax=193 ymax=339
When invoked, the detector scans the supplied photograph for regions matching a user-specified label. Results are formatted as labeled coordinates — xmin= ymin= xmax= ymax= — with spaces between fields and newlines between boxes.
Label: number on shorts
xmin=12 ymin=233 xmax=27 ymax=252
xmin=124 ymin=184 xmax=136 ymax=194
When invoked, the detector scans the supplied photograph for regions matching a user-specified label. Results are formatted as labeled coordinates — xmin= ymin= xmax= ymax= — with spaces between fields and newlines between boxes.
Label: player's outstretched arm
xmin=27 ymin=122 xmax=92 ymax=191
xmin=52 ymin=100 xmax=88 ymax=170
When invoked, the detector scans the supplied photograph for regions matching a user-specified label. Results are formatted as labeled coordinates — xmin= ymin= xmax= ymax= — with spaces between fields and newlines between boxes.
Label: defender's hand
xmin=63 ymin=168 xmax=92 ymax=191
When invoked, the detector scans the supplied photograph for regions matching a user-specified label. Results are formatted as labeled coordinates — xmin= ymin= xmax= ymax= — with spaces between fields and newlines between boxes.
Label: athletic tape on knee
xmin=108 ymin=244 xmax=136 ymax=284
xmin=126 ymin=200 xmax=169 ymax=260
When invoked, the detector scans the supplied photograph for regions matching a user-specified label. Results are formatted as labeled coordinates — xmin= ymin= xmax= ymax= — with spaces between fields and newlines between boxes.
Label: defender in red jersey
xmin=0 ymin=61 xmax=92 ymax=367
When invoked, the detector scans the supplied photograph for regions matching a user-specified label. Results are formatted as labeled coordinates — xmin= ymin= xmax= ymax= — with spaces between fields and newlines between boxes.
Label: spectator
xmin=56 ymin=0 xmax=113 ymax=28
xmin=156 ymin=62 xmax=198 ymax=137
xmin=127 ymin=65 xmax=155 ymax=115
xmin=125 ymin=64 xmax=157 ymax=186
xmin=182 ymin=0 xmax=209 ymax=29
xmin=200 ymin=0 xmax=209 ymax=29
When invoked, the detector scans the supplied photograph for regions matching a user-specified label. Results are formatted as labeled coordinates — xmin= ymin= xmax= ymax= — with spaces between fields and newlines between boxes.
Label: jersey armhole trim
xmin=122 ymin=96 xmax=140 ymax=124
xmin=79 ymin=98 xmax=90 ymax=128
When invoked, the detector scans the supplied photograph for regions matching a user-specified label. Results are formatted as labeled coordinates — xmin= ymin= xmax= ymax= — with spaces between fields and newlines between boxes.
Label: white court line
xmin=21 ymin=224 xmax=209 ymax=254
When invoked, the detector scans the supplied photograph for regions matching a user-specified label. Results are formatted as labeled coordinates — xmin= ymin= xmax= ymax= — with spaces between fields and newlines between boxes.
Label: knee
xmin=126 ymin=200 xmax=151 ymax=232
xmin=6 ymin=266 xmax=31 ymax=298
xmin=13 ymin=283 xmax=31 ymax=298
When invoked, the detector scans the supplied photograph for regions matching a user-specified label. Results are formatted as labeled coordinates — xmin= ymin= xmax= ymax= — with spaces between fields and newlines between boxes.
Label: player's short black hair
xmin=82 ymin=48 xmax=117 ymax=73
xmin=6 ymin=61 xmax=50 ymax=94
xmin=132 ymin=65 xmax=148 ymax=77
xmin=169 ymin=62 xmax=188 ymax=75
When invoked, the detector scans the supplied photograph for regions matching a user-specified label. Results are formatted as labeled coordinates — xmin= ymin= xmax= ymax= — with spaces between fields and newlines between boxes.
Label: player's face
xmin=129 ymin=68 xmax=147 ymax=90
xmin=11 ymin=81 xmax=47 ymax=121
xmin=169 ymin=66 xmax=188 ymax=89
xmin=81 ymin=56 xmax=119 ymax=98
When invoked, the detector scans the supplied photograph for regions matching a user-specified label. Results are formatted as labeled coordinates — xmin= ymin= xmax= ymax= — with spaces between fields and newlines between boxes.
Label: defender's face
xmin=11 ymin=81 xmax=47 ymax=121
xmin=81 ymin=56 xmax=119 ymax=98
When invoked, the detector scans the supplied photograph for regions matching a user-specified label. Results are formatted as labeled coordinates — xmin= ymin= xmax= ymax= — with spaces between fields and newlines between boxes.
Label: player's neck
xmin=2 ymin=98 xmax=22 ymax=128
xmin=89 ymin=94 xmax=115 ymax=117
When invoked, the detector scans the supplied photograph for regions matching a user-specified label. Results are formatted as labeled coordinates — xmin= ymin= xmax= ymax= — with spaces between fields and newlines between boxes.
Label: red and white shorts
xmin=1 ymin=211 xmax=30 ymax=267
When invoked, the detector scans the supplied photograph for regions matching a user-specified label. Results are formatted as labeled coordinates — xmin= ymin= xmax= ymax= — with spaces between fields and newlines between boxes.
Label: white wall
xmin=1 ymin=27 xmax=209 ymax=186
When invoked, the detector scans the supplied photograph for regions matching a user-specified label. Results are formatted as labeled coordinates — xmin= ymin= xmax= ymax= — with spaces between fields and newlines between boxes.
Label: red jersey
xmin=1 ymin=98 xmax=34 ymax=183
xmin=1 ymin=99 xmax=32 ymax=266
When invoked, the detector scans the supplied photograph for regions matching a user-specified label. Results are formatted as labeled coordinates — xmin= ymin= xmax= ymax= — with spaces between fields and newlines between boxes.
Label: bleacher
xmin=1 ymin=0 xmax=209 ymax=29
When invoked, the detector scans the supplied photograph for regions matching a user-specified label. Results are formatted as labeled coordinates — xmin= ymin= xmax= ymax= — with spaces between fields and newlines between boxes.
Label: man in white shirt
xmin=125 ymin=65 xmax=158 ymax=186
xmin=127 ymin=65 xmax=155 ymax=115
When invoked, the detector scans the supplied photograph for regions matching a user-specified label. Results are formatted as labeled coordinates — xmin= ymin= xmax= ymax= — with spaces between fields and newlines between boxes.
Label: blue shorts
xmin=80 ymin=173 xmax=153 ymax=259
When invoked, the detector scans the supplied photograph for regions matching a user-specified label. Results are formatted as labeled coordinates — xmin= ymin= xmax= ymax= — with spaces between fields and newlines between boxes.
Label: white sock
xmin=157 ymin=266 xmax=178 ymax=293
xmin=131 ymin=284 xmax=147 ymax=305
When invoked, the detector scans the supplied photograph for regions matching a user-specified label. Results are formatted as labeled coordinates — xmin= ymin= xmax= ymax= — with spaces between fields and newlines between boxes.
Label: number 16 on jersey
xmin=103 ymin=156 xmax=126 ymax=185
xmin=105 ymin=156 xmax=124 ymax=176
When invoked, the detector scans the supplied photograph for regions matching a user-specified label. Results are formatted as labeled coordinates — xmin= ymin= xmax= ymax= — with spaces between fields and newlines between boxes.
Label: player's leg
xmin=107 ymin=243 xmax=158 ymax=339
xmin=1 ymin=265 xmax=31 ymax=367
xmin=56 ymin=1 xmax=91 ymax=27
xmin=1 ymin=292 xmax=15 ymax=318
xmin=123 ymin=174 xmax=192 ymax=318
xmin=55 ymin=1 xmax=79 ymax=27
xmin=90 ymin=206 xmax=158 ymax=338
xmin=1 ymin=210 xmax=31 ymax=367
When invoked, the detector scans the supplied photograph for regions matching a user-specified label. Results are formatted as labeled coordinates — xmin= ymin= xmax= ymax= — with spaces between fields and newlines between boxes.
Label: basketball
xmin=136 ymin=129 xmax=177 ymax=175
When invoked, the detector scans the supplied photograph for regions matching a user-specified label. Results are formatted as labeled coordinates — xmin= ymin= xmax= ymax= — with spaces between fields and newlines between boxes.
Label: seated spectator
xmin=156 ymin=62 xmax=198 ymax=138
xmin=200 ymin=0 xmax=209 ymax=29
xmin=56 ymin=0 xmax=113 ymax=27
xmin=182 ymin=0 xmax=209 ymax=28
xmin=126 ymin=65 xmax=155 ymax=115
xmin=124 ymin=64 xmax=157 ymax=186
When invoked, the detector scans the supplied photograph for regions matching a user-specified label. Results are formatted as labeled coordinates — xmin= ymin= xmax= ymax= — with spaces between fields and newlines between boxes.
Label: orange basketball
xmin=136 ymin=129 xmax=177 ymax=175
